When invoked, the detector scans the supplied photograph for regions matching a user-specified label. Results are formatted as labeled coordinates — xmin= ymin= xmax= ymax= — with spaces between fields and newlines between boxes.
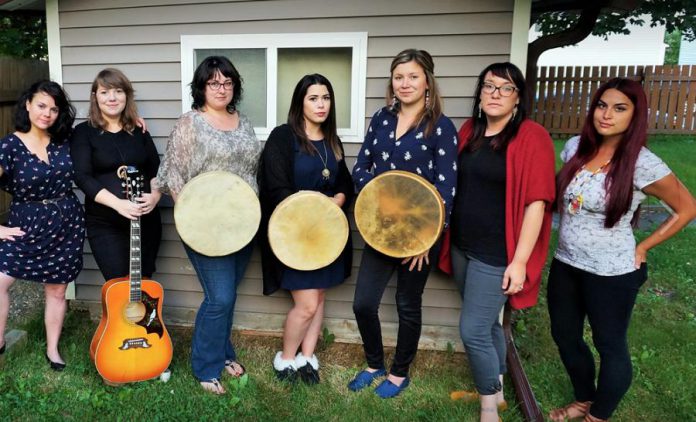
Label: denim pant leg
xmin=352 ymin=245 xmax=394 ymax=371
xmin=452 ymin=247 xmax=507 ymax=395
xmin=184 ymin=243 xmax=253 ymax=381
xmin=389 ymin=246 xmax=436 ymax=377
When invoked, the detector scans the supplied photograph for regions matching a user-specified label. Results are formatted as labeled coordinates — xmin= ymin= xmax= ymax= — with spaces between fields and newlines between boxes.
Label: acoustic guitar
xmin=90 ymin=166 xmax=172 ymax=384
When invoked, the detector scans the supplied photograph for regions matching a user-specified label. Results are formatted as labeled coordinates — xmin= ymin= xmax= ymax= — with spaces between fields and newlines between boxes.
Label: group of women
xmin=0 ymin=47 xmax=694 ymax=421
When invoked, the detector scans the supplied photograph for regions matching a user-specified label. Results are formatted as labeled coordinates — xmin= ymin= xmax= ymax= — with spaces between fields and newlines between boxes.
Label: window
xmin=181 ymin=33 xmax=368 ymax=142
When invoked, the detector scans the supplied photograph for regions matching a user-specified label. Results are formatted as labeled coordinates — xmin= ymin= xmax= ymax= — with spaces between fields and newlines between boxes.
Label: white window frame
xmin=180 ymin=32 xmax=368 ymax=142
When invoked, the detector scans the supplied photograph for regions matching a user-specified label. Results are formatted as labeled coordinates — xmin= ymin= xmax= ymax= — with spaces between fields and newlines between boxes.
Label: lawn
xmin=1 ymin=228 xmax=695 ymax=421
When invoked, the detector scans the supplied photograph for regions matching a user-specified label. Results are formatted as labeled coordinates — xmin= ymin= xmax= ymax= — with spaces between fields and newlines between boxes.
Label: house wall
xmin=56 ymin=0 xmax=517 ymax=350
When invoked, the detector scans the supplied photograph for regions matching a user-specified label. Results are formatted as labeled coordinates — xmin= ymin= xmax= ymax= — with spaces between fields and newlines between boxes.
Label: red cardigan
xmin=438 ymin=119 xmax=556 ymax=309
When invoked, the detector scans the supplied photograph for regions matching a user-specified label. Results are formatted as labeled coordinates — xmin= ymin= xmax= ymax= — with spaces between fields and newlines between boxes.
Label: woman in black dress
xmin=0 ymin=80 xmax=84 ymax=370
xmin=70 ymin=68 xmax=162 ymax=281
xmin=258 ymin=74 xmax=353 ymax=384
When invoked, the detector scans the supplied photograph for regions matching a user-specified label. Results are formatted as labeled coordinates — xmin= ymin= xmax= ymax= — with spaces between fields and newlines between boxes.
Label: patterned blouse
xmin=555 ymin=136 xmax=671 ymax=276
xmin=156 ymin=111 xmax=262 ymax=195
xmin=352 ymin=107 xmax=458 ymax=225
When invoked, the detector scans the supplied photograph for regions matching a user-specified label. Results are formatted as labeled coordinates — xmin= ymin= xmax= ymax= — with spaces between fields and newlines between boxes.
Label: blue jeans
xmin=184 ymin=243 xmax=253 ymax=381
xmin=451 ymin=246 xmax=508 ymax=395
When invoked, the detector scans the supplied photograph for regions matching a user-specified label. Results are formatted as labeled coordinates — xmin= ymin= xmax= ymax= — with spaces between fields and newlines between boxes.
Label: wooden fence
xmin=531 ymin=65 xmax=696 ymax=136
xmin=0 ymin=56 xmax=49 ymax=221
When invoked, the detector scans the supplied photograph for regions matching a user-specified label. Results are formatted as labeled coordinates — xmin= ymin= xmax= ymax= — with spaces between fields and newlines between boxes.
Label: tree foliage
xmin=0 ymin=12 xmax=47 ymax=60
xmin=533 ymin=0 xmax=696 ymax=42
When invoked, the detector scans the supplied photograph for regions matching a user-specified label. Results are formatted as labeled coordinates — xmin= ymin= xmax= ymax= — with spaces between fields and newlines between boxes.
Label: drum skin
xmin=354 ymin=170 xmax=444 ymax=258
xmin=268 ymin=191 xmax=349 ymax=271
xmin=174 ymin=171 xmax=260 ymax=256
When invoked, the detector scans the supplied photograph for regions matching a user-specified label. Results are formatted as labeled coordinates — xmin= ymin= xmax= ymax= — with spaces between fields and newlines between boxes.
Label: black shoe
xmin=297 ymin=363 xmax=320 ymax=385
xmin=46 ymin=354 xmax=66 ymax=372
xmin=273 ymin=352 xmax=297 ymax=383
xmin=0 ymin=342 xmax=5 ymax=355
xmin=274 ymin=367 xmax=298 ymax=383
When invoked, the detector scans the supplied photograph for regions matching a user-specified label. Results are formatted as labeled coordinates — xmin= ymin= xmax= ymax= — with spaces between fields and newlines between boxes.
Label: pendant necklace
xmin=310 ymin=140 xmax=331 ymax=180
xmin=567 ymin=159 xmax=611 ymax=215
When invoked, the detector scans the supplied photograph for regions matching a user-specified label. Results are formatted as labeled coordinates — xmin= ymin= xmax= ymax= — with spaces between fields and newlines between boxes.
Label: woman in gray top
xmin=548 ymin=78 xmax=696 ymax=421
xmin=156 ymin=56 xmax=262 ymax=395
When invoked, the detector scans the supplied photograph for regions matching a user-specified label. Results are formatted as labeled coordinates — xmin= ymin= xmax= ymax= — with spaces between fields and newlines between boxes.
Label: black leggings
xmin=87 ymin=211 xmax=162 ymax=281
xmin=547 ymin=258 xmax=648 ymax=419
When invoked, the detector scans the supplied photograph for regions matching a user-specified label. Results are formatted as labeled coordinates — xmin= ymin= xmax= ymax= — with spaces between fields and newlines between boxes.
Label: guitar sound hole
xmin=124 ymin=302 xmax=146 ymax=324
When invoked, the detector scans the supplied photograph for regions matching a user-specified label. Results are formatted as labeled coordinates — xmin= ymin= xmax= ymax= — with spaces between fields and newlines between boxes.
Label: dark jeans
xmin=352 ymin=243 xmax=439 ymax=378
xmin=547 ymin=258 xmax=648 ymax=420
xmin=184 ymin=242 xmax=253 ymax=381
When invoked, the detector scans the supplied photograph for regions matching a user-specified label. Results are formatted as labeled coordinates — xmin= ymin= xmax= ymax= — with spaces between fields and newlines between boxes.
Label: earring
xmin=425 ymin=89 xmax=431 ymax=111
xmin=511 ymin=106 xmax=517 ymax=120
xmin=390 ymin=94 xmax=399 ymax=112
xmin=478 ymin=105 xmax=482 ymax=118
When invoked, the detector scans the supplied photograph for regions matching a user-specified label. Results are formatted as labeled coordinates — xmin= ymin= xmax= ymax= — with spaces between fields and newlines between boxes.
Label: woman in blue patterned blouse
xmin=349 ymin=49 xmax=458 ymax=398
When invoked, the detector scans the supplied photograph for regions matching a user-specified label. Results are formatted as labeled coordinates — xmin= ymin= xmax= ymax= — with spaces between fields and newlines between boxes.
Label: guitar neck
xmin=130 ymin=217 xmax=142 ymax=302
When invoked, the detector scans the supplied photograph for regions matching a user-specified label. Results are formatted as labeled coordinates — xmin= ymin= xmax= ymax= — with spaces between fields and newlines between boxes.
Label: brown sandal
xmin=549 ymin=401 xmax=592 ymax=421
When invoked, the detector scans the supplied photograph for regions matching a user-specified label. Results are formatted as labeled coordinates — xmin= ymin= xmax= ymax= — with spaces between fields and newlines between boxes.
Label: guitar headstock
xmin=117 ymin=165 xmax=145 ymax=202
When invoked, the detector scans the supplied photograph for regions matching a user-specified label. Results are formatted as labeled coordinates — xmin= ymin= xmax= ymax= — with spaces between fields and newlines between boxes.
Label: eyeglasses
xmin=207 ymin=81 xmax=234 ymax=91
xmin=481 ymin=83 xmax=518 ymax=97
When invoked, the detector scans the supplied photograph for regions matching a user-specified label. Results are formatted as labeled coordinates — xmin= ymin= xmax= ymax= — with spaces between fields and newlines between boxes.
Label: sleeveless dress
xmin=0 ymin=133 xmax=85 ymax=283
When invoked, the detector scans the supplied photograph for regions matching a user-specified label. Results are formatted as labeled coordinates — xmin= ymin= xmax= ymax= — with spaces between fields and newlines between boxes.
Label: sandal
xmin=200 ymin=378 xmax=225 ymax=395
xmin=450 ymin=390 xmax=508 ymax=411
xmin=549 ymin=401 xmax=592 ymax=421
xmin=224 ymin=360 xmax=246 ymax=378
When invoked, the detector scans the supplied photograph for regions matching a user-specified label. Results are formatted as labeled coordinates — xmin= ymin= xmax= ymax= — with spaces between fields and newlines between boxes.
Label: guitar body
xmin=91 ymin=276 xmax=173 ymax=384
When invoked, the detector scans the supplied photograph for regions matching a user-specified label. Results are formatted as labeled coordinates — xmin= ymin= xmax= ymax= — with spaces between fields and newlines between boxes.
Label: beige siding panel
xmin=61 ymin=44 xmax=180 ymax=65
xmin=60 ymin=13 xmax=513 ymax=46
xmin=367 ymin=34 xmax=511 ymax=58
xmin=59 ymin=0 xmax=511 ymax=27
xmin=366 ymin=77 xmax=477 ymax=99
xmin=64 ymin=82 xmax=182 ymax=101
xmin=367 ymin=55 xmax=510 ymax=78
xmin=61 ymin=0 xmax=250 ymax=12
xmin=62 ymin=63 xmax=181 ymax=83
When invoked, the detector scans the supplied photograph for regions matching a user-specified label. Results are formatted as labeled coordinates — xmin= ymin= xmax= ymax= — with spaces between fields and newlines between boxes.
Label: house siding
xmin=59 ymin=0 xmax=515 ymax=350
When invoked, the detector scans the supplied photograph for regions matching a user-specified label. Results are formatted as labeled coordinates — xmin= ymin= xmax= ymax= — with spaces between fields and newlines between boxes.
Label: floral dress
xmin=0 ymin=134 xmax=85 ymax=284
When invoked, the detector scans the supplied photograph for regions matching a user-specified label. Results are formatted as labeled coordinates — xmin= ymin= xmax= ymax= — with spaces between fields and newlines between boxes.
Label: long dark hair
xmin=14 ymin=80 xmax=75 ymax=142
xmin=466 ymin=62 xmax=528 ymax=152
xmin=287 ymin=73 xmax=342 ymax=160
xmin=88 ymin=68 xmax=139 ymax=133
xmin=556 ymin=77 xmax=648 ymax=228
xmin=386 ymin=49 xmax=443 ymax=138
xmin=190 ymin=56 xmax=243 ymax=113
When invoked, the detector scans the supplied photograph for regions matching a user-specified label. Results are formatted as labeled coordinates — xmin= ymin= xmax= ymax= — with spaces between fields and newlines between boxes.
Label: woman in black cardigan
xmin=258 ymin=74 xmax=353 ymax=384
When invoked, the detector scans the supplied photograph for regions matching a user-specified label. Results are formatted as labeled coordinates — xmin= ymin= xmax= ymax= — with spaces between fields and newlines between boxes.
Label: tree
xmin=527 ymin=0 xmax=696 ymax=92
xmin=0 ymin=11 xmax=47 ymax=60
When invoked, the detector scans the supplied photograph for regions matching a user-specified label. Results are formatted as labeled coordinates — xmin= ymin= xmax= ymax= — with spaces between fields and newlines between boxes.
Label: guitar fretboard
xmin=129 ymin=218 xmax=142 ymax=302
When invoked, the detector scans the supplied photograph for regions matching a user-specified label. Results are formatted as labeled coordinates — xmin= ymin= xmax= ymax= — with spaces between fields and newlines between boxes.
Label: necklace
xmin=309 ymin=140 xmax=331 ymax=180
xmin=566 ymin=160 xmax=611 ymax=215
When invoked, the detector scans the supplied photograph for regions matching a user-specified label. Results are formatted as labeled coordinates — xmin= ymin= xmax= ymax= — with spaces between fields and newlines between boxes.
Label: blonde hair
xmin=88 ymin=68 xmax=139 ymax=133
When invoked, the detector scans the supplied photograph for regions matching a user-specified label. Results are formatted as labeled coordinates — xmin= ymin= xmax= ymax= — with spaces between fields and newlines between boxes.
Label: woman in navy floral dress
xmin=0 ymin=81 xmax=85 ymax=370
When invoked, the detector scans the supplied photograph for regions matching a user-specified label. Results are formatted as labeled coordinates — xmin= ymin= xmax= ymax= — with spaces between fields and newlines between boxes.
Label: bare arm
xmin=635 ymin=174 xmax=696 ymax=267
xmin=503 ymin=200 xmax=546 ymax=294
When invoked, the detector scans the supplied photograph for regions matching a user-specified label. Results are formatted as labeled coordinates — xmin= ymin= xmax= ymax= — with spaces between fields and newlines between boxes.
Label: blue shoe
xmin=347 ymin=368 xmax=387 ymax=391
xmin=374 ymin=377 xmax=410 ymax=398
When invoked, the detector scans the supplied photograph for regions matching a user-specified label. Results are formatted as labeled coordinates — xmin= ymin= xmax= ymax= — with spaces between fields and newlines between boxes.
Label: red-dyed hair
xmin=556 ymin=77 xmax=648 ymax=228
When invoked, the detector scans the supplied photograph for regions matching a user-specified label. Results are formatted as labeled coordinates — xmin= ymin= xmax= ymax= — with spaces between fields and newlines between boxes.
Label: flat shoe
xmin=549 ymin=400 xmax=592 ymax=421
xmin=199 ymin=378 xmax=225 ymax=395
xmin=224 ymin=360 xmax=246 ymax=377
xmin=450 ymin=390 xmax=508 ymax=411
xmin=347 ymin=368 xmax=386 ymax=392
xmin=45 ymin=354 xmax=66 ymax=372
xmin=0 ymin=342 xmax=5 ymax=355
xmin=374 ymin=377 xmax=410 ymax=399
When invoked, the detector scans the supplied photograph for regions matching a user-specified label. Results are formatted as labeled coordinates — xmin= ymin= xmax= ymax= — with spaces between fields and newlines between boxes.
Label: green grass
xmin=516 ymin=227 xmax=696 ymax=421
xmin=2 ymin=229 xmax=694 ymax=421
